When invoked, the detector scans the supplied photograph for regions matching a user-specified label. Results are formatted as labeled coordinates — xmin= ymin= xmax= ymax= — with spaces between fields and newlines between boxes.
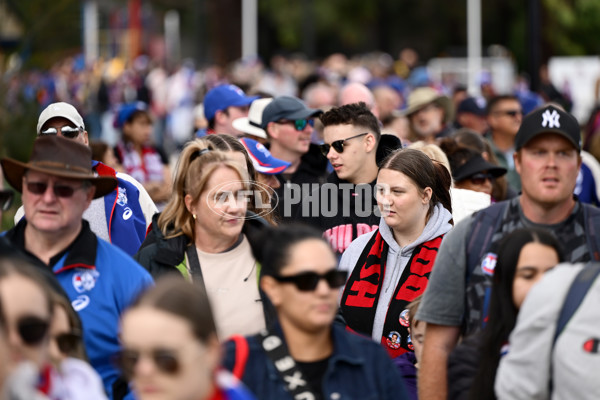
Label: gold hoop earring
xmin=193 ymin=214 xmax=197 ymax=220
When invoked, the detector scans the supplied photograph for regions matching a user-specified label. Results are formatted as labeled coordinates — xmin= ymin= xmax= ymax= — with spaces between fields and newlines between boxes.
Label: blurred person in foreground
xmin=118 ymin=277 xmax=256 ymax=400
xmin=223 ymin=224 xmax=410 ymax=400
xmin=1 ymin=136 xmax=154 ymax=399
xmin=0 ymin=256 xmax=106 ymax=399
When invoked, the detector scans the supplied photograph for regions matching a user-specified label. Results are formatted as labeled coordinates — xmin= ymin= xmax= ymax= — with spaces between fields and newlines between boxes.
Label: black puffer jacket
xmin=134 ymin=211 xmax=276 ymax=327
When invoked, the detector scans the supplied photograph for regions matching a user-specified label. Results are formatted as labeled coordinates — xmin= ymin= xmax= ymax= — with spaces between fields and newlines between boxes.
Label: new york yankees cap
xmin=515 ymin=104 xmax=581 ymax=152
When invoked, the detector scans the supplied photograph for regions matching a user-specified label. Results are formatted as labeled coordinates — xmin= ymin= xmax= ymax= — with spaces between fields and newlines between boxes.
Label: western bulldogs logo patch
xmin=117 ymin=187 xmax=128 ymax=206
xmin=72 ymin=270 xmax=100 ymax=293
xmin=481 ymin=252 xmax=497 ymax=276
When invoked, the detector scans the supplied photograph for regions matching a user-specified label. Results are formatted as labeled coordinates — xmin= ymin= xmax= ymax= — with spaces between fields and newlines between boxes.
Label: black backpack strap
xmin=465 ymin=201 xmax=508 ymax=282
xmin=185 ymin=245 xmax=205 ymax=284
xmin=583 ymin=204 xmax=600 ymax=261
xmin=257 ymin=329 xmax=319 ymax=400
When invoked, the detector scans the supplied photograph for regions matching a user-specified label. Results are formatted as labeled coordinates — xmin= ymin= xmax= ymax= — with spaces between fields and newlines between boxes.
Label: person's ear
xmin=82 ymin=130 xmax=89 ymax=146
xmin=84 ymin=185 xmax=96 ymax=207
xmin=184 ymin=194 xmax=195 ymax=215
xmin=260 ymin=276 xmax=282 ymax=307
xmin=514 ymin=151 xmax=521 ymax=175
xmin=215 ymin=109 xmax=228 ymax=126
xmin=365 ymin=133 xmax=377 ymax=153
xmin=267 ymin=122 xmax=280 ymax=141
xmin=422 ymin=187 xmax=433 ymax=204
xmin=205 ymin=334 xmax=222 ymax=373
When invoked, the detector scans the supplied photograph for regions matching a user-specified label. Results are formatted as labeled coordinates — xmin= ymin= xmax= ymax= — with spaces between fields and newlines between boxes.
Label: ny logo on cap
xmin=541 ymin=109 xmax=560 ymax=129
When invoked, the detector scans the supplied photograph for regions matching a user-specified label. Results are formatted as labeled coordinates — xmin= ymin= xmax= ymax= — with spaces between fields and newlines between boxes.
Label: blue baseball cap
xmin=114 ymin=102 xmax=150 ymax=128
xmin=240 ymin=138 xmax=291 ymax=175
xmin=204 ymin=84 xmax=259 ymax=121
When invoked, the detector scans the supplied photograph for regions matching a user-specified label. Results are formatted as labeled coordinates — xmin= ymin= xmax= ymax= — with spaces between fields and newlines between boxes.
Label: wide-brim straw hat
xmin=403 ymin=87 xmax=454 ymax=124
xmin=1 ymin=135 xmax=117 ymax=199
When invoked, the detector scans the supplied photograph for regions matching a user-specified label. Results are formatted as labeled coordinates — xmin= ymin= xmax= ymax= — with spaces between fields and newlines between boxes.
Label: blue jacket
xmin=5 ymin=220 xmax=154 ymax=399
xmin=222 ymin=324 xmax=409 ymax=400
xmin=92 ymin=160 xmax=154 ymax=256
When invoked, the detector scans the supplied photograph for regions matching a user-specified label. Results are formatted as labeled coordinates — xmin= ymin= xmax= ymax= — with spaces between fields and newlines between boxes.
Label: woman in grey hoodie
xmin=338 ymin=148 xmax=453 ymax=358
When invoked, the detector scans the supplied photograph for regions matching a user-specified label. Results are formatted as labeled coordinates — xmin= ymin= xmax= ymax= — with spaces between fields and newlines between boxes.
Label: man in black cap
xmin=415 ymin=104 xmax=600 ymax=400
xmin=261 ymin=95 xmax=327 ymax=221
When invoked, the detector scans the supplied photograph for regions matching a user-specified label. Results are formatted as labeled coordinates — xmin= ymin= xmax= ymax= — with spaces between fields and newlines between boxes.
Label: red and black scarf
xmin=340 ymin=229 xmax=443 ymax=358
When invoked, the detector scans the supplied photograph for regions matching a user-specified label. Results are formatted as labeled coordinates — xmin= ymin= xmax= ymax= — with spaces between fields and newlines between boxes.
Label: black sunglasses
xmin=272 ymin=269 xmax=348 ymax=292
xmin=469 ymin=172 xmax=495 ymax=185
xmin=495 ymin=109 xmax=522 ymax=118
xmin=17 ymin=316 xmax=50 ymax=346
xmin=39 ymin=126 xmax=82 ymax=139
xmin=115 ymin=348 xmax=180 ymax=379
xmin=0 ymin=189 xmax=14 ymax=211
xmin=319 ymin=132 xmax=369 ymax=156
xmin=275 ymin=119 xmax=315 ymax=131
xmin=25 ymin=180 xmax=84 ymax=198
xmin=54 ymin=331 xmax=82 ymax=355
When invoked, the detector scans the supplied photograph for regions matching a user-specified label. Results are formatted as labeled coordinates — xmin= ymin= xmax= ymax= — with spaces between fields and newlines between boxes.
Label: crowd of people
xmin=2 ymin=49 xmax=600 ymax=400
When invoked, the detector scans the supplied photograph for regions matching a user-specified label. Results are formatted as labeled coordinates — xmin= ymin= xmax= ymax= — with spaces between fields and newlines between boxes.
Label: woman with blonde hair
xmin=135 ymin=138 xmax=270 ymax=340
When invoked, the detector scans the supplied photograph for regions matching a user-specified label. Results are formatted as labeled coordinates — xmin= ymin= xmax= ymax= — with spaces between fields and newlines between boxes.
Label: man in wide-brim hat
xmin=1 ymin=135 xmax=153 ymax=398
xmin=403 ymin=87 xmax=454 ymax=143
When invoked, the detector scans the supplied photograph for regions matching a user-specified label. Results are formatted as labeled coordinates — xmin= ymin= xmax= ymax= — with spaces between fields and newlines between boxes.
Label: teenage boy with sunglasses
xmin=261 ymin=95 xmax=327 ymax=221
xmin=485 ymin=95 xmax=524 ymax=192
xmin=416 ymin=105 xmax=600 ymax=400
xmin=14 ymin=102 xmax=157 ymax=256
xmin=1 ymin=135 xmax=153 ymax=400
xmin=298 ymin=102 xmax=401 ymax=256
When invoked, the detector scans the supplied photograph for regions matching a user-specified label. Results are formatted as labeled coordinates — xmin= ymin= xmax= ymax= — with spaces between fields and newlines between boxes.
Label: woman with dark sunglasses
xmin=339 ymin=148 xmax=453 ymax=359
xmin=118 ymin=276 xmax=255 ymax=400
xmin=222 ymin=224 xmax=409 ymax=400
xmin=440 ymin=137 xmax=507 ymax=199
xmin=0 ymin=257 xmax=56 ymax=399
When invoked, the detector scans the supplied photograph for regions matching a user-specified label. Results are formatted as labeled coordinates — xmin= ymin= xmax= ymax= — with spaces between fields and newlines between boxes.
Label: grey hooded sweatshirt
xmin=339 ymin=202 xmax=453 ymax=341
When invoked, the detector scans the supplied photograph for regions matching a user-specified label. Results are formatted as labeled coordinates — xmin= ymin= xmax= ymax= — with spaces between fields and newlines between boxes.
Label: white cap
xmin=232 ymin=98 xmax=273 ymax=139
xmin=37 ymin=102 xmax=85 ymax=134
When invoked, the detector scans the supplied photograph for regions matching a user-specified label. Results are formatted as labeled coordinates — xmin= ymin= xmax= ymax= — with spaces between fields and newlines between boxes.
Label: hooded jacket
xmin=339 ymin=203 xmax=453 ymax=341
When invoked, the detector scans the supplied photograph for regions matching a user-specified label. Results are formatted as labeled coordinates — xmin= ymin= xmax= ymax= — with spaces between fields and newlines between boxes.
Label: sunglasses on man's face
xmin=39 ymin=126 xmax=82 ymax=139
xmin=17 ymin=315 xmax=50 ymax=346
xmin=469 ymin=172 xmax=495 ymax=185
xmin=25 ymin=180 xmax=84 ymax=198
xmin=275 ymin=119 xmax=314 ymax=131
xmin=319 ymin=132 xmax=369 ymax=157
xmin=272 ymin=269 xmax=348 ymax=292
xmin=494 ymin=109 xmax=523 ymax=118
xmin=0 ymin=189 xmax=14 ymax=211
xmin=115 ymin=348 xmax=180 ymax=380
